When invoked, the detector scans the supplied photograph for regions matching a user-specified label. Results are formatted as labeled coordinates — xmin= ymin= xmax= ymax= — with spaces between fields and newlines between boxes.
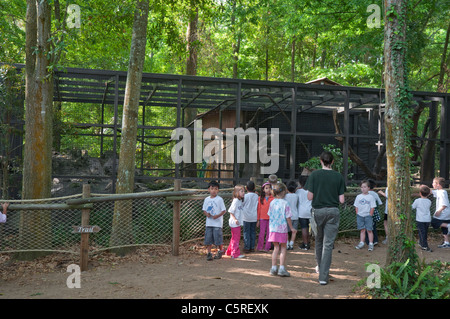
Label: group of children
xmin=353 ymin=177 xmax=450 ymax=252
xmin=203 ymin=175 xmax=450 ymax=277
xmin=412 ymin=177 xmax=450 ymax=251
xmin=202 ymin=174 xmax=312 ymax=277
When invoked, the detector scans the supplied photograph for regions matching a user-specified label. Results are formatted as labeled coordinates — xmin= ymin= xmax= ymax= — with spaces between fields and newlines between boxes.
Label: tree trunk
xmin=183 ymin=7 xmax=199 ymax=177
xmin=231 ymin=0 xmax=240 ymax=79
xmin=0 ymin=66 xmax=23 ymax=199
xmin=437 ymin=21 xmax=450 ymax=93
xmin=291 ymin=37 xmax=296 ymax=82
xmin=265 ymin=25 xmax=269 ymax=81
xmin=18 ymin=0 xmax=54 ymax=260
xmin=109 ymin=0 xmax=149 ymax=255
xmin=383 ymin=0 xmax=416 ymax=265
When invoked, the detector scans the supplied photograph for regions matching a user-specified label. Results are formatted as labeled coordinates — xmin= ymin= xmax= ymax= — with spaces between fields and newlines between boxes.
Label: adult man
xmin=305 ymin=151 xmax=346 ymax=285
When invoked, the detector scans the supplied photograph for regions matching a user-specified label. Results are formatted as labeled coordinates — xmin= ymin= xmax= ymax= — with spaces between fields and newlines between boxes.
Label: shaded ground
xmin=0 ymin=234 xmax=448 ymax=299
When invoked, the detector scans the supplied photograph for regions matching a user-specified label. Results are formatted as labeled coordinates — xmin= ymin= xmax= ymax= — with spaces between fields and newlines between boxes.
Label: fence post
xmin=172 ymin=179 xmax=181 ymax=256
xmin=80 ymin=184 xmax=91 ymax=271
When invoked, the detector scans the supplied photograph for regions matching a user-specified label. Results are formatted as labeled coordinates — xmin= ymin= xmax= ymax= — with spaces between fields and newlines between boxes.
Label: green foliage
xmin=1 ymin=0 xmax=448 ymax=94
xmin=363 ymin=259 xmax=450 ymax=299
xmin=299 ymin=144 xmax=354 ymax=179
xmin=2 ymin=0 xmax=449 ymax=184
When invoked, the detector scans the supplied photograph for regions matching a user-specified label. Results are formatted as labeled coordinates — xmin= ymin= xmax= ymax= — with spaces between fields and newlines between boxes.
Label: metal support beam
xmin=343 ymin=90 xmax=350 ymax=184
xmin=112 ymin=74 xmax=119 ymax=193
xmin=234 ymin=82 xmax=242 ymax=185
xmin=440 ymin=96 xmax=450 ymax=181
xmin=290 ymin=87 xmax=297 ymax=180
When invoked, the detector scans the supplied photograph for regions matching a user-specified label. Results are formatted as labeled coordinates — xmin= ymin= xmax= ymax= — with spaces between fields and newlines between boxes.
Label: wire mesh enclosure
xmin=1 ymin=187 xmax=443 ymax=255
xmin=2 ymin=64 xmax=450 ymax=200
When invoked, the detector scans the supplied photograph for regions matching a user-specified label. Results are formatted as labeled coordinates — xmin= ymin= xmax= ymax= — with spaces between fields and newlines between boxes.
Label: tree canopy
xmin=1 ymin=0 xmax=449 ymax=92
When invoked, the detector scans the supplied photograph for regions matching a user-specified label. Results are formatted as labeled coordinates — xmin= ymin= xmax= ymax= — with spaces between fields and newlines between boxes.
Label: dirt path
xmin=0 ymin=235 xmax=448 ymax=299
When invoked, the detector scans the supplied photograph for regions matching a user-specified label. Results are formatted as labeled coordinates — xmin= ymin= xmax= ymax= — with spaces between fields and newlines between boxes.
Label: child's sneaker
xmin=437 ymin=242 xmax=450 ymax=248
xmin=214 ymin=250 xmax=223 ymax=259
xmin=270 ymin=267 xmax=278 ymax=276
xmin=422 ymin=246 xmax=433 ymax=252
xmin=355 ymin=242 xmax=364 ymax=249
xmin=299 ymin=243 xmax=310 ymax=250
xmin=277 ymin=268 xmax=290 ymax=277
xmin=206 ymin=252 xmax=213 ymax=261
xmin=368 ymin=243 xmax=374 ymax=251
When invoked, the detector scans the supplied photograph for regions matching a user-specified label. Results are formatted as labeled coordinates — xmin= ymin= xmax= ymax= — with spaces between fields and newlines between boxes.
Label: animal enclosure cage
xmin=2 ymin=64 xmax=450 ymax=196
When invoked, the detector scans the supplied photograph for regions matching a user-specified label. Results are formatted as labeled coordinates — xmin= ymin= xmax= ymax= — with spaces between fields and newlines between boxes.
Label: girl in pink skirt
xmin=268 ymin=183 xmax=297 ymax=276
xmin=226 ymin=185 xmax=246 ymax=259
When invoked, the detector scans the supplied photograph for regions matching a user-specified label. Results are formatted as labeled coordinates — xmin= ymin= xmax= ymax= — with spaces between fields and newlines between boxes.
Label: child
xmin=285 ymin=181 xmax=299 ymax=250
xmin=226 ymin=184 xmax=246 ymax=259
xmin=354 ymin=180 xmax=376 ymax=251
xmin=256 ymin=182 xmax=273 ymax=252
xmin=378 ymin=187 xmax=389 ymax=244
xmin=296 ymin=175 xmax=312 ymax=250
xmin=202 ymin=180 xmax=227 ymax=261
xmin=268 ymin=183 xmax=296 ymax=277
xmin=0 ymin=202 xmax=8 ymax=223
xmin=242 ymin=181 xmax=259 ymax=253
xmin=412 ymin=184 xmax=432 ymax=252
xmin=365 ymin=179 xmax=383 ymax=245
xmin=431 ymin=177 xmax=450 ymax=248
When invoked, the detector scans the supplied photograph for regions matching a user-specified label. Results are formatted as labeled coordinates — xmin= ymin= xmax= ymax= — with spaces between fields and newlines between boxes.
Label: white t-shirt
xmin=242 ymin=192 xmax=258 ymax=223
xmin=0 ymin=213 xmax=6 ymax=223
xmin=354 ymin=193 xmax=376 ymax=217
xmin=296 ymin=188 xmax=312 ymax=219
xmin=203 ymin=195 xmax=226 ymax=228
xmin=412 ymin=197 xmax=432 ymax=223
xmin=432 ymin=189 xmax=450 ymax=220
xmin=285 ymin=193 xmax=299 ymax=220
xmin=369 ymin=190 xmax=382 ymax=206
xmin=228 ymin=198 xmax=244 ymax=228
xmin=384 ymin=187 xmax=388 ymax=214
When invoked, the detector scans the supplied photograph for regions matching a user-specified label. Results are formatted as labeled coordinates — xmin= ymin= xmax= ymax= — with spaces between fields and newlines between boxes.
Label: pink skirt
xmin=268 ymin=232 xmax=288 ymax=243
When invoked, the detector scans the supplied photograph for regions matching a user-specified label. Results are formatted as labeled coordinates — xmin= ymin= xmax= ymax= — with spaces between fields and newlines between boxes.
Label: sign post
xmin=72 ymin=225 xmax=101 ymax=234
xmin=80 ymin=184 xmax=91 ymax=271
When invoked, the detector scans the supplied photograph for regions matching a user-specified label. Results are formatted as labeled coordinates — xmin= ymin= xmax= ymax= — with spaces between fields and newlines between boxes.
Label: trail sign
xmin=72 ymin=225 xmax=101 ymax=234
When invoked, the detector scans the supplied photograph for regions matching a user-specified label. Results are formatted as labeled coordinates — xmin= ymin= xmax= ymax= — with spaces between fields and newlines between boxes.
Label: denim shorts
xmin=431 ymin=218 xmax=450 ymax=235
xmin=357 ymin=215 xmax=373 ymax=231
xmin=204 ymin=226 xmax=223 ymax=246
xmin=299 ymin=218 xmax=310 ymax=229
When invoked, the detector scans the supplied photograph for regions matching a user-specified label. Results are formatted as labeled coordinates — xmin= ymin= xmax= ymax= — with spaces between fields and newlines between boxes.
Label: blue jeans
xmin=416 ymin=221 xmax=430 ymax=248
xmin=243 ymin=221 xmax=257 ymax=250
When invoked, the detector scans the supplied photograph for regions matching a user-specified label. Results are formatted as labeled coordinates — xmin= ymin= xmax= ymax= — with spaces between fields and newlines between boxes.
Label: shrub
xmin=361 ymin=258 xmax=450 ymax=299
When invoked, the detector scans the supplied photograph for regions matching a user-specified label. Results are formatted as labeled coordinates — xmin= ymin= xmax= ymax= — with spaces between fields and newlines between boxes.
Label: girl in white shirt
xmin=226 ymin=185 xmax=246 ymax=258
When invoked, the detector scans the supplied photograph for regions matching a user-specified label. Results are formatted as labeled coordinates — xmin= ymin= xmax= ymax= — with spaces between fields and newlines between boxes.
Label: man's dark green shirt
xmin=304 ymin=169 xmax=346 ymax=209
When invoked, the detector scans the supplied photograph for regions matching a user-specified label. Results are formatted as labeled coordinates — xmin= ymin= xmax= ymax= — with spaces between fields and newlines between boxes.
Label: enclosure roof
xmin=10 ymin=64 xmax=450 ymax=115
xmin=305 ymin=77 xmax=343 ymax=86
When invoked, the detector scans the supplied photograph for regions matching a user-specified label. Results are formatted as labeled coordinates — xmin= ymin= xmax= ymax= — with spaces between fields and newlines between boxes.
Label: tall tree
xmin=18 ymin=0 xmax=54 ymax=260
xmin=110 ymin=0 xmax=150 ymax=255
xmin=437 ymin=21 xmax=450 ymax=93
xmin=183 ymin=4 xmax=199 ymax=177
xmin=383 ymin=0 xmax=417 ymax=265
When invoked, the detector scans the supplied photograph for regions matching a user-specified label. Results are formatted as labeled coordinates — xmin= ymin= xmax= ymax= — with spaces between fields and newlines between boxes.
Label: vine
xmin=385 ymin=1 xmax=418 ymax=266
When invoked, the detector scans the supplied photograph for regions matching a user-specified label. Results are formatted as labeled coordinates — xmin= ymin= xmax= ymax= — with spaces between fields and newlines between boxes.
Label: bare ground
xmin=0 ymin=234 xmax=448 ymax=299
